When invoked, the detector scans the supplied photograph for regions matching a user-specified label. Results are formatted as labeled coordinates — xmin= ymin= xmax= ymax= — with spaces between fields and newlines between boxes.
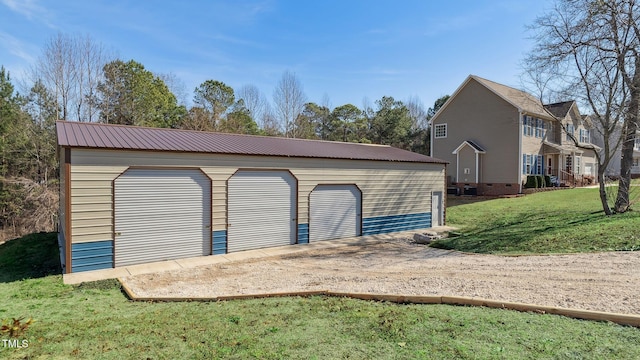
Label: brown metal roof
xmin=56 ymin=121 xmax=447 ymax=164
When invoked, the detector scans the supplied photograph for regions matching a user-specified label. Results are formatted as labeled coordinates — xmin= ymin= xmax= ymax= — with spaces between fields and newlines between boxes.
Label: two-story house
xmin=595 ymin=126 xmax=640 ymax=177
xmin=431 ymin=75 xmax=598 ymax=196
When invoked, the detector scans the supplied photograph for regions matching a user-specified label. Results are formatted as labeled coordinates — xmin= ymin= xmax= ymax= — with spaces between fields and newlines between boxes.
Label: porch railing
xmin=546 ymin=168 xmax=580 ymax=187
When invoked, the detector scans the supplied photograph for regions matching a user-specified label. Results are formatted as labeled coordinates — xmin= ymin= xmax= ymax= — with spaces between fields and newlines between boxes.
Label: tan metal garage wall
xmin=58 ymin=148 xmax=67 ymax=270
xmin=70 ymin=164 xmax=127 ymax=244
xmin=71 ymin=149 xmax=444 ymax=227
xmin=68 ymin=148 xmax=445 ymax=268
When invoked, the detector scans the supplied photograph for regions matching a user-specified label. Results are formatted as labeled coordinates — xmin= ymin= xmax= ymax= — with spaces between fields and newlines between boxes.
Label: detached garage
xmin=57 ymin=121 xmax=447 ymax=274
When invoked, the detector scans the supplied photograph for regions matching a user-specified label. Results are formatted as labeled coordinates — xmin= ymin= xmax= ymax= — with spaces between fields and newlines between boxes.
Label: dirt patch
xmin=122 ymin=237 xmax=640 ymax=315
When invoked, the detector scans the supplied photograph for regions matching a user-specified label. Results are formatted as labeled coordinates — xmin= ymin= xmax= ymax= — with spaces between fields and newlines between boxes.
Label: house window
xmin=633 ymin=158 xmax=639 ymax=167
xmin=522 ymin=154 xmax=544 ymax=175
xmin=566 ymin=124 xmax=575 ymax=141
xmin=523 ymin=116 xmax=534 ymax=137
xmin=576 ymin=156 xmax=581 ymax=174
xmin=634 ymin=138 xmax=640 ymax=151
xmin=535 ymin=119 xmax=546 ymax=138
xmin=579 ymin=129 xmax=590 ymax=143
xmin=434 ymin=123 xmax=447 ymax=138
xmin=536 ymin=155 xmax=543 ymax=175
xmin=523 ymin=154 xmax=531 ymax=174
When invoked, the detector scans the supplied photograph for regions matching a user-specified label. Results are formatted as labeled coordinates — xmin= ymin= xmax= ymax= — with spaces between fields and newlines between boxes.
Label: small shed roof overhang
xmin=452 ymin=140 xmax=486 ymax=154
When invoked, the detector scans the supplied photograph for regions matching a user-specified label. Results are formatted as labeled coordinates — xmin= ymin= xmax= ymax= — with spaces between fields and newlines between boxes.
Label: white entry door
xmin=431 ymin=191 xmax=443 ymax=227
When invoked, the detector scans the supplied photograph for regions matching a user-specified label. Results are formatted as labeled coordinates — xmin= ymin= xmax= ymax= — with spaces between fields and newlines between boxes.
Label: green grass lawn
xmin=434 ymin=188 xmax=640 ymax=254
xmin=1 ymin=232 xmax=640 ymax=358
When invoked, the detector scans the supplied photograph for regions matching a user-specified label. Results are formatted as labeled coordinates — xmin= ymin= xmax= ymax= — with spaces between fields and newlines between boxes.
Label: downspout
xmin=456 ymin=151 xmax=460 ymax=184
xmin=518 ymin=110 xmax=523 ymax=193
xmin=475 ymin=151 xmax=479 ymax=184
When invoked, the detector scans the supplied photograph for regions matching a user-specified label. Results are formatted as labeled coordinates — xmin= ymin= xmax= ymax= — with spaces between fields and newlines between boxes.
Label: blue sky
xmin=0 ymin=0 xmax=552 ymax=110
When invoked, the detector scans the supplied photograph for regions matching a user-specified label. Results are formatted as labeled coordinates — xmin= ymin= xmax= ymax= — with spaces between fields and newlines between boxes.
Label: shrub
xmin=537 ymin=175 xmax=546 ymax=188
xmin=584 ymin=175 xmax=595 ymax=185
xmin=0 ymin=317 xmax=34 ymax=338
xmin=525 ymin=175 xmax=538 ymax=188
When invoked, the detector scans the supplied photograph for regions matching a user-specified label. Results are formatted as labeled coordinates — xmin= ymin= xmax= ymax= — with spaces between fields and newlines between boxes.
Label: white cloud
xmin=0 ymin=31 xmax=36 ymax=63
xmin=1 ymin=0 xmax=56 ymax=28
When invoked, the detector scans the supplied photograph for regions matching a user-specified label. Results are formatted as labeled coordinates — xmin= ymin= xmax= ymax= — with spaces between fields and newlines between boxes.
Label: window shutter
xmin=538 ymin=155 xmax=543 ymax=175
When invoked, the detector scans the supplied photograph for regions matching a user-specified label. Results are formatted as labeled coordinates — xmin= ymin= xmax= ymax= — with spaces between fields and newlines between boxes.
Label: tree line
xmin=15 ymin=32 xmax=445 ymax=153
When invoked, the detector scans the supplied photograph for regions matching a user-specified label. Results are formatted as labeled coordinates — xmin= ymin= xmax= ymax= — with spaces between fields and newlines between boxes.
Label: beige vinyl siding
xmin=579 ymin=149 xmax=598 ymax=176
xmin=457 ymin=146 xmax=477 ymax=183
xmin=522 ymin=124 xmax=548 ymax=157
xmin=432 ymin=78 xmax=520 ymax=184
xmin=69 ymin=149 xmax=444 ymax=244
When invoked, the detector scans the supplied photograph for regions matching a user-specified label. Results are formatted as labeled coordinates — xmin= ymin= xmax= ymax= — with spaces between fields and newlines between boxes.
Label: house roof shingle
xmin=544 ymin=101 xmax=575 ymax=118
xmin=56 ymin=121 xmax=447 ymax=164
xmin=471 ymin=76 xmax=549 ymax=117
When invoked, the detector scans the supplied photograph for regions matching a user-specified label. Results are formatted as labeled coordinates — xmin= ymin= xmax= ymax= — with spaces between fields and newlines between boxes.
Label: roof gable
xmin=544 ymin=101 xmax=576 ymax=118
xmin=452 ymin=140 xmax=486 ymax=154
xmin=56 ymin=121 xmax=447 ymax=164
xmin=431 ymin=75 xmax=552 ymax=124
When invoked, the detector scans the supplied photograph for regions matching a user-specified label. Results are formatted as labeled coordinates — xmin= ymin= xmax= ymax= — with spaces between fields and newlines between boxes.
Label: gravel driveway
xmin=121 ymin=237 xmax=640 ymax=315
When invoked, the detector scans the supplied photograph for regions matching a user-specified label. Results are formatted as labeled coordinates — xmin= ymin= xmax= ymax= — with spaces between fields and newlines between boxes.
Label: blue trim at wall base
xmin=69 ymin=214 xmax=428 ymax=272
xmin=362 ymin=212 xmax=432 ymax=235
xmin=298 ymin=223 xmax=309 ymax=244
xmin=71 ymin=240 xmax=113 ymax=273
xmin=213 ymin=230 xmax=227 ymax=254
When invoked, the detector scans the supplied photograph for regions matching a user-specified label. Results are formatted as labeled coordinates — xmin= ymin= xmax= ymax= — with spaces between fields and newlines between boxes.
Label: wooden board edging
xmin=117 ymin=280 xmax=640 ymax=328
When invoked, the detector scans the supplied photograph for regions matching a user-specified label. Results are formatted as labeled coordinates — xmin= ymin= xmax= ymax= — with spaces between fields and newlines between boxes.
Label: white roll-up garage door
xmin=227 ymin=170 xmax=296 ymax=252
xmin=309 ymin=184 xmax=361 ymax=242
xmin=114 ymin=169 xmax=211 ymax=267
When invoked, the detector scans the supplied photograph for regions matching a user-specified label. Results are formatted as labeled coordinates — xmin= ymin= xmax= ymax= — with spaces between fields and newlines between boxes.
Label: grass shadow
xmin=432 ymin=210 xmax=603 ymax=254
xmin=0 ymin=232 xmax=61 ymax=283
xmin=282 ymin=240 xmax=463 ymax=263
xmin=446 ymin=195 xmax=500 ymax=208
xmin=433 ymin=188 xmax=640 ymax=254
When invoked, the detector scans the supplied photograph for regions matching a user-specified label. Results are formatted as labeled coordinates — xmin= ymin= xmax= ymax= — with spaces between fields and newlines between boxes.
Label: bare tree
xmin=237 ymin=84 xmax=268 ymax=124
xmin=260 ymin=104 xmax=282 ymax=136
xmin=526 ymin=0 xmax=638 ymax=214
xmin=405 ymin=95 xmax=428 ymax=131
xmin=273 ymin=70 xmax=307 ymax=138
xmin=321 ymin=93 xmax=332 ymax=111
xmin=76 ymin=34 xmax=111 ymax=122
xmin=32 ymin=32 xmax=111 ymax=121
xmin=33 ymin=32 xmax=76 ymax=120
xmin=158 ymin=72 xmax=189 ymax=107
xmin=601 ymin=0 xmax=640 ymax=213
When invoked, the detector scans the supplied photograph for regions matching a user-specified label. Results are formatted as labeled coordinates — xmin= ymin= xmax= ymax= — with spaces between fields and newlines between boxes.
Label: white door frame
xmin=431 ymin=191 xmax=443 ymax=227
